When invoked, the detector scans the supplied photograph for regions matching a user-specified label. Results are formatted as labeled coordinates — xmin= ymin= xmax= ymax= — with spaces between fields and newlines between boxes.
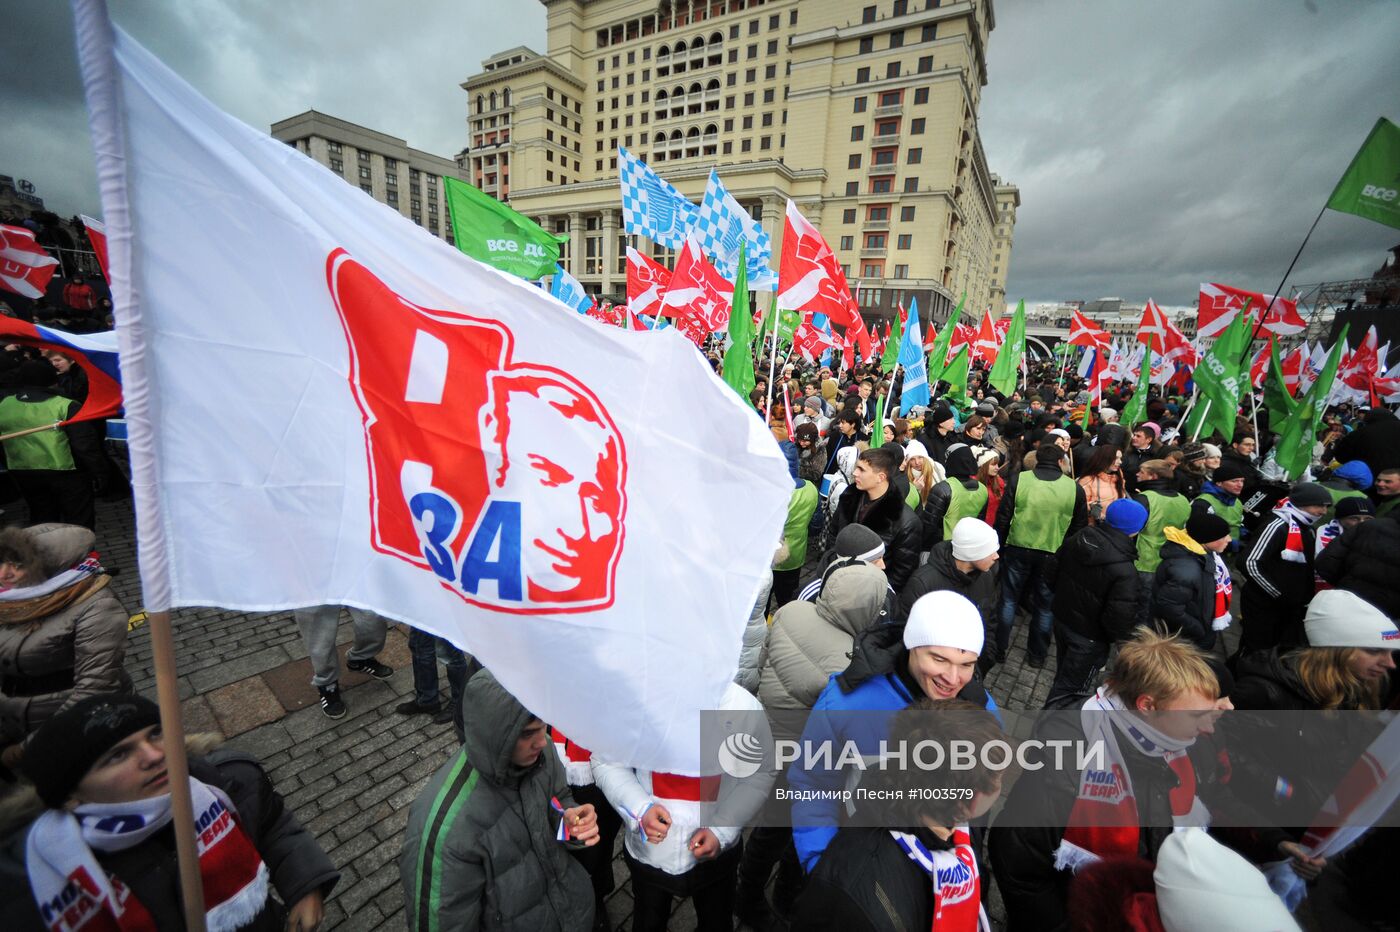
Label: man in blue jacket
xmin=786 ymin=591 xmax=999 ymax=872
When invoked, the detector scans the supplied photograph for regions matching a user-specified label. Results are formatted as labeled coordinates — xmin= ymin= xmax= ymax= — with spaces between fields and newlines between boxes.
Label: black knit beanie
xmin=23 ymin=695 xmax=162 ymax=808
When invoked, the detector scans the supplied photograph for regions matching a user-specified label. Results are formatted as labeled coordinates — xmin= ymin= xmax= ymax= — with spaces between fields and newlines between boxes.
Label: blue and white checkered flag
xmin=618 ymin=147 xmax=699 ymax=250
xmin=694 ymin=171 xmax=776 ymax=291
xmin=549 ymin=263 xmax=594 ymax=315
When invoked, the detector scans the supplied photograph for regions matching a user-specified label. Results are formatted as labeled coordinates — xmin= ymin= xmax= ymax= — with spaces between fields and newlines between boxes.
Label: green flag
xmin=1081 ymin=398 xmax=1093 ymax=430
xmin=942 ymin=345 xmax=971 ymax=400
xmin=1120 ymin=347 xmax=1152 ymax=428
xmin=987 ymin=300 xmax=1027 ymax=396
xmin=721 ymin=244 xmax=756 ymax=399
xmin=869 ymin=393 xmax=886 ymax=448
xmin=1185 ymin=301 xmax=1251 ymax=441
xmin=443 ymin=176 xmax=566 ymax=280
xmin=926 ymin=293 xmax=964 ymax=387
xmin=1326 ymin=117 xmax=1400 ymax=230
xmin=880 ymin=310 xmax=903 ymax=373
xmin=1262 ymin=339 xmax=1299 ymax=421
xmin=1275 ymin=327 xmax=1348 ymax=480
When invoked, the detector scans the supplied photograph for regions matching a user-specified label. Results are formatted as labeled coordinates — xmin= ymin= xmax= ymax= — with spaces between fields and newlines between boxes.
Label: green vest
xmin=1196 ymin=493 xmax=1244 ymax=542
xmin=1324 ymin=485 xmax=1367 ymax=522
xmin=775 ymin=481 xmax=820 ymax=571
xmin=943 ymin=480 xmax=990 ymax=538
xmin=1006 ymin=472 xmax=1076 ymax=553
xmin=1136 ymin=490 xmax=1192 ymax=572
xmin=0 ymin=394 xmax=76 ymax=471
xmin=905 ymin=484 xmax=922 ymax=511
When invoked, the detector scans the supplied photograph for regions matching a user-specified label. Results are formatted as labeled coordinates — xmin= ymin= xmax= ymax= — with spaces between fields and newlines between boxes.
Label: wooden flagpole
xmin=0 ymin=421 xmax=64 ymax=443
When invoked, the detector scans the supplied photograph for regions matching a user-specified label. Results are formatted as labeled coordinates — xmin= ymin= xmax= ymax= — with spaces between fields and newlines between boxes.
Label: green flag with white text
xmin=443 ymin=176 xmax=566 ymax=280
xmin=1275 ymin=327 xmax=1347 ymax=480
xmin=1186 ymin=303 xmax=1250 ymax=441
xmin=1326 ymin=117 xmax=1400 ymax=230
xmin=1120 ymin=347 xmax=1152 ymax=429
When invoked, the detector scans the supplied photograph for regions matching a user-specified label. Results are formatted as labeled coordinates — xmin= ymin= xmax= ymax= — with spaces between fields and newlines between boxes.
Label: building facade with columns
xmin=270 ymin=110 xmax=468 ymax=242
xmin=462 ymin=0 xmax=1016 ymax=329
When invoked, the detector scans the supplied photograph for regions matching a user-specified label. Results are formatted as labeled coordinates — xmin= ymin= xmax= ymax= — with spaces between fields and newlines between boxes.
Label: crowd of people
xmin=0 ymin=298 xmax=1396 ymax=932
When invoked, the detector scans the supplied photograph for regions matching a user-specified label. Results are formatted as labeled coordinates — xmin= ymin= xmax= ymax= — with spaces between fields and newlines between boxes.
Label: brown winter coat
xmin=0 ymin=524 xmax=131 ymax=744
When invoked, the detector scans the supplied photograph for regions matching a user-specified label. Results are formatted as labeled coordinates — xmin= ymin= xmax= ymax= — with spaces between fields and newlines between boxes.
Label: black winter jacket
xmin=897 ymin=540 xmax=999 ymax=629
xmin=827 ymin=483 xmax=923 ymax=591
xmin=1242 ymin=512 xmax=1316 ymax=607
xmin=1048 ymin=524 xmax=1141 ymax=644
xmin=1331 ymin=412 xmax=1400 ymax=475
xmin=1151 ymin=537 xmax=1217 ymax=651
xmin=0 ymin=751 xmax=339 ymax=932
xmin=919 ymin=477 xmax=987 ymax=550
xmin=994 ymin=464 xmax=1089 ymax=553
xmin=792 ymin=825 xmax=978 ymax=932
xmin=1313 ymin=515 xmax=1400 ymax=619
xmin=919 ymin=425 xmax=958 ymax=465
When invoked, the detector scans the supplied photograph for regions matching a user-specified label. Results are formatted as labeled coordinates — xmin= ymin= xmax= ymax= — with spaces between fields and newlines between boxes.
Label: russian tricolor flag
xmin=0 ymin=318 xmax=122 ymax=422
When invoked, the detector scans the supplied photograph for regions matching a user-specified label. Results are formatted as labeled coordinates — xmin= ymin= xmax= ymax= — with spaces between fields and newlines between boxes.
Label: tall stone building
xmin=462 ymin=0 xmax=1017 ymax=329
xmin=271 ymin=110 xmax=467 ymax=243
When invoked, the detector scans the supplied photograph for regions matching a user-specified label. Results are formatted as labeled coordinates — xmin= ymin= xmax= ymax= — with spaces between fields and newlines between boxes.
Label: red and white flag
xmin=1198 ymin=282 xmax=1306 ymax=339
xmin=1068 ymin=309 xmax=1111 ymax=350
xmin=81 ymin=215 xmax=110 ymax=282
xmin=1280 ymin=345 xmax=1306 ymax=394
xmin=971 ymin=313 xmax=999 ymax=365
xmin=793 ymin=313 xmax=838 ymax=365
xmin=1339 ymin=326 xmax=1381 ymax=398
xmin=626 ymin=246 xmax=671 ymax=319
xmin=1249 ymin=341 xmax=1272 ymax=388
xmin=777 ymin=200 xmax=870 ymax=359
xmin=948 ymin=322 xmax=977 ymax=353
xmin=74 ymin=4 xmax=791 ymax=774
xmin=0 ymin=223 xmax=60 ymax=299
xmin=659 ymin=236 xmax=733 ymax=347
xmin=1136 ymin=299 xmax=1197 ymax=365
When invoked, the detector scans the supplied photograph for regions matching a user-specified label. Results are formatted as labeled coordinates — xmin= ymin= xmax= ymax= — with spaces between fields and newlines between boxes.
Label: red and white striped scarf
xmin=25 ymin=778 xmax=267 ymax=932
xmin=1211 ymin=552 xmax=1233 ymax=631
xmin=889 ymin=825 xmax=989 ymax=932
xmin=1271 ymin=498 xmax=1312 ymax=564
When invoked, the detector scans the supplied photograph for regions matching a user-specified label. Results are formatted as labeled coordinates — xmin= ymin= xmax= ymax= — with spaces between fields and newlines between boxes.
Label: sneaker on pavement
xmin=347 ymin=656 xmax=394 ymax=679
xmin=431 ymin=708 xmax=455 ymax=726
xmin=395 ymin=699 xmax=441 ymax=716
xmin=318 ymin=684 xmax=346 ymax=719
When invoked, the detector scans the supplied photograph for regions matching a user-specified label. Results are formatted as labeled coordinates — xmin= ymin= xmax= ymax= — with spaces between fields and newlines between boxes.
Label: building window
xmin=546 ymin=170 xmax=554 ymax=182
xmin=328 ymin=141 xmax=342 ymax=154
xmin=770 ymin=13 xmax=780 ymax=29
xmin=791 ymin=9 xmax=799 ymax=25
xmin=763 ymin=88 xmax=774 ymax=103
xmin=329 ymin=158 xmax=343 ymax=173
xmin=742 ymin=139 xmax=752 ymax=152
xmin=893 ymin=0 xmax=908 ymax=14
xmin=748 ymin=43 xmax=758 ymax=59
xmin=871 ymin=178 xmax=892 ymax=194
xmin=897 ymin=234 xmax=912 ymax=249
xmin=869 ymin=206 xmax=889 ymax=221
xmin=760 ymin=136 xmax=771 ymax=150
xmin=730 ymin=24 xmax=740 ymax=39
xmin=856 ymin=67 xmax=870 ymax=83
xmin=894 ymin=264 xmax=909 ymax=278
xmin=922 ymin=23 xmax=937 ymax=42
xmin=865 ymin=234 xmax=887 ymax=250
xmin=724 ymin=118 xmax=734 ymax=131
xmin=911 ymin=118 xmax=926 ymax=134
xmin=387 ymin=191 xmax=399 ymax=207
xmin=845 ymin=181 xmax=860 ymax=196
xmin=762 ymin=112 xmax=774 ymax=127
xmin=862 ymin=263 xmax=882 ymax=278
xmin=917 ymin=56 xmax=933 ymax=74
xmin=877 ymin=120 xmax=899 ymax=136
xmin=914 ymin=86 xmax=930 ymax=104
xmin=743 ymin=115 xmax=754 ymax=130
xmin=843 ymin=209 xmax=857 ymax=223
xmin=385 ymin=172 xmax=397 ymax=186
xmin=880 ymin=90 xmax=901 ymax=107
xmin=862 ymin=6 xmax=877 ymax=24
xmin=359 ymin=167 xmax=371 ymax=180
xmin=900 ymin=205 xmax=916 ymax=221
xmin=889 ymin=30 xmax=904 ymax=49
xmin=851 ymin=125 xmax=865 ymax=141
xmin=903 ymin=177 xmax=919 ymax=192
xmin=848 ymin=153 xmax=862 ymax=169
xmin=854 ymin=96 xmax=867 ymax=113
xmin=765 ymin=64 xmax=777 ymax=79
xmin=767 ymin=39 xmax=778 ymax=54
xmin=840 ymin=236 xmax=854 ymax=250
xmin=746 ymin=67 xmax=757 ymax=82
xmin=859 ymin=37 xmax=873 ymax=54
xmin=873 ymin=149 xmax=896 ymax=165
xmin=360 ymin=183 xmax=373 ymax=194
xmin=723 ymin=141 xmax=733 ymax=154
xmin=886 ymin=61 xmax=901 ymax=79
xmin=907 ymin=148 xmax=922 ymax=164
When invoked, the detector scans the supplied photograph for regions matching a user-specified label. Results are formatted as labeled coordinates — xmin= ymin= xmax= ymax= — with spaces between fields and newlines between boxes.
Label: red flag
xmin=777 ymin=200 xmax=870 ymax=359
xmin=659 ymin=237 xmax=732 ymax=346
xmin=0 ymin=318 xmax=123 ymax=422
xmin=781 ymin=384 xmax=796 ymax=439
xmin=948 ymin=322 xmax=977 ymax=352
xmin=1340 ymin=326 xmax=1380 ymax=394
xmin=0 ymin=223 xmax=60 ymax=299
xmin=626 ymin=246 xmax=671 ymax=319
xmin=971 ymin=313 xmax=999 ymax=365
xmin=81 ymin=215 xmax=110 ymax=283
xmin=1198 ymin=282 xmax=1306 ymax=339
xmin=1281 ymin=345 xmax=1306 ymax=394
xmin=1249 ymin=340 xmax=1272 ymax=388
xmin=1136 ymin=299 xmax=1197 ymax=366
xmin=993 ymin=316 xmax=1011 ymax=341
xmin=1069 ymin=309 xmax=1111 ymax=350
xmin=793 ymin=313 xmax=838 ymax=365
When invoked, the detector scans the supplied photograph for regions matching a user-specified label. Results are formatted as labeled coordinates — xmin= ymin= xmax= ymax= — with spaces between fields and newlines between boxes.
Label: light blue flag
xmin=898 ymin=297 xmax=930 ymax=414
xmin=694 ymin=170 xmax=777 ymax=291
xmin=814 ymin=312 xmax=834 ymax=368
xmin=549 ymin=263 xmax=594 ymax=314
xmin=618 ymin=147 xmax=700 ymax=250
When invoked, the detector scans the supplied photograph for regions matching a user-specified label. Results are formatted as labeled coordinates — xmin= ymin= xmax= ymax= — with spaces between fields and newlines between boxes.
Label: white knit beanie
xmin=951 ymin=517 xmax=998 ymax=562
xmin=1154 ymin=829 xmax=1300 ymax=932
xmin=903 ymin=591 xmax=984 ymax=656
xmin=1303 ymin=589 xmax=1399 ymax=649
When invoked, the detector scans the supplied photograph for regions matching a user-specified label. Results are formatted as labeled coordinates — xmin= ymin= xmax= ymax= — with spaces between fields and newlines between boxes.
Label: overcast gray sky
xmin=3 ymin=0 xmax=1397 ymax=309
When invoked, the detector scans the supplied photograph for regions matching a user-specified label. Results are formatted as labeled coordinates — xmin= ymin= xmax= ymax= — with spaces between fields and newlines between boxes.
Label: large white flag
xmin=75 ymin=2 xmax=790 ymax=773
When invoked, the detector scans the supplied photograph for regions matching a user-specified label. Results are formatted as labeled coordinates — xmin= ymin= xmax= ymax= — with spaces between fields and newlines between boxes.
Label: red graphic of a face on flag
xmin=327 ymin=250 xmax=627 ymax=613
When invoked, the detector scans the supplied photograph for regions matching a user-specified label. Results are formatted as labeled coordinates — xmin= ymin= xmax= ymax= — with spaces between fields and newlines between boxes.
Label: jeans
xmin=770 ymin=568 xmax=801 ymax=611
xmin=996 ymin=547 xmax=1055 ymax=660
xmin=1135 ymin=570 xmax=1155 ymax=630
xmin=626 ymin=843 xmax=742 ymax=932
xmin=293 ymin=605 xmax=388 ymax=688
xmin=408 ymin=626 xmax=479 ymax=736
xmin=1046 ymin=623 xmax=1109 ymax=708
